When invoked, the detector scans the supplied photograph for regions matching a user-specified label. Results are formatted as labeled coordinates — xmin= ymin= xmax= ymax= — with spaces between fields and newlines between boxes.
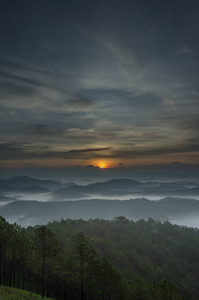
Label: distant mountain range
xmin=0 ymin=192 xmax=17 ymax=203
xmin=0 ymin=176 xmax=199 ymax=227
xmin=1 ymin=197 xmax=199 ymax=227
xmin=0 ymin=176 xmax=75 ymax=193
xmin=0 ymin=176 xmax=199 ymax=199
xmin=52 ymin=178 xmax=199 ymax=199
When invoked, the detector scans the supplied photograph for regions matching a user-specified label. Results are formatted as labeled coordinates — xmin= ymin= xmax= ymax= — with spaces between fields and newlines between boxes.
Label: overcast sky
xmin=0 ymin=0 xmax=199 ymax=171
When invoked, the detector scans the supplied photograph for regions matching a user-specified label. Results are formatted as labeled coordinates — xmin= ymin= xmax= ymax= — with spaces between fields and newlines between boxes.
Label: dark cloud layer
xmin=0 ymin=0 xmax=199 ymax=169
xmin=67 ymin=147 xmax=111 ymax=154
xmin=67 ymin=97 xmax=95 ymax=110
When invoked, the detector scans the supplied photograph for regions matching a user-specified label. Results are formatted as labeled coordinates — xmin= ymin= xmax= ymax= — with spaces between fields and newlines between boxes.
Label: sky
xmin=0 ymin=0 xmax=199 ymax=175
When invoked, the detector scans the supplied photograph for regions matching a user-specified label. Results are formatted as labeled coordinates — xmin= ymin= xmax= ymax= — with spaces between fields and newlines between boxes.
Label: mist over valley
xmin=1 ymin=175 xmax=199 ymax=228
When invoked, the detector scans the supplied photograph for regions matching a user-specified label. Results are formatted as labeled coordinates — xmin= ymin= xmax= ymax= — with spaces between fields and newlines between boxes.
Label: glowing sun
xmin=98 ymin=162 xmax=106 ymax=169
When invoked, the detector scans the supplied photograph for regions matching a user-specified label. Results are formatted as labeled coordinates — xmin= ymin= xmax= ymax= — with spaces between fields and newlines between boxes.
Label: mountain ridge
xmin=1 ymin=197 xmax=199 ymax=227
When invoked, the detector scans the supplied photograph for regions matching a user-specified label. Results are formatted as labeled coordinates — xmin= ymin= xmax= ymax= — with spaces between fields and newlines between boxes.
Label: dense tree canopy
xmin=1 ymin=216 xmax=197 ymax=299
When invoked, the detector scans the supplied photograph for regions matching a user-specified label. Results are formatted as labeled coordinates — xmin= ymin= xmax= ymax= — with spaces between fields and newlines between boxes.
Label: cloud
xmin=0 ymin=57 xmax=45 ymax=76
xmin=66 ymin=97 xmax=95 ymax=111
xmin=108 ymin=143 xmax=199 ymax=159
xmin=0 ymin=70 xmax=46 ymax=88
xmin=2 ymin=139 xmax=197 ymax=162
xmin=26 ymin=125 xmax=98 ymax=147
xmin=29 ymin=125 xmax=66 ymax=137
xmin=66 ymin=147 xmax=111 ymax=154
xmin=177 ymin=45 xmax=195 ymax=56
xmin=0 ymin=80 xmax=37 ymax=99
xmin=0 ymin=57 xmax=67 ymax=78
xmin=0 ymin=140 xmax=111 ymax=161
xmin=0 ymin=142 xmax=33 ymax=160
xmin=0 ymin=58 xmax=80 ymax=107
xmin=0 ymin=141 xmax=60 ymax=160
xmin=163 ymin=98 xmax=177 ymax=111
xmin=0 ymin=1 xmax=199 ymax=168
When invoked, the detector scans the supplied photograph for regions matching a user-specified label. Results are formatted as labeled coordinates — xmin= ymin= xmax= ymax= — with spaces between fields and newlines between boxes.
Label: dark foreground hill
xmin=0 ymin=286 xmax=54 ymax=300
xmin=0 ymin=216 xmax=190 ymax=299
xmin=46 ymin=217 xmax=199 ymax=299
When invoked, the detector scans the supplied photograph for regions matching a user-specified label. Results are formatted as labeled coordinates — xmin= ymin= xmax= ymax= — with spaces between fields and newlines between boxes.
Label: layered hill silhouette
xmin=1 ymin=176 xmax=198 ymax=199
xmin=0 ymin=175 xmax=75 ymax=194
xmin=1 ymin=197 xmax=199 ymax=227
xmin=52 ymin=178 xmax=199 ymax=199
xmin=0 ymin=176 xmax=199 ymax=227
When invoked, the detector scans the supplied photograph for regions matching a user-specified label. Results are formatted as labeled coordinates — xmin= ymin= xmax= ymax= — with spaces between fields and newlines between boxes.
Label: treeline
xmin=0 ymin=216 xmax=190 ymax=299
xmin=47 ymin=217 xmax=199 ymax=299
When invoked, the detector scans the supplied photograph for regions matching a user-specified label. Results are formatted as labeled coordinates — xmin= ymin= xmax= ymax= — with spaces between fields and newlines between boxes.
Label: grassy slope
xmin=0 ymin=286 xmax=54 ymax=300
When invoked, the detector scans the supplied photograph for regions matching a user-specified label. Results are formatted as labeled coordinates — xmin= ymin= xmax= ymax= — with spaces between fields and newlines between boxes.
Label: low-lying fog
xmin=3 ymin=206 xmax=199 ymax=229
xmin=1 ymin=191 xmax=199 ymax=204
xmin=169 ymin=215 xmax=199 ymax=228
xmin=1 ymin=192 xmax=52 ymax=202
xmin=1 ymin=176 xmax=199 ymax=228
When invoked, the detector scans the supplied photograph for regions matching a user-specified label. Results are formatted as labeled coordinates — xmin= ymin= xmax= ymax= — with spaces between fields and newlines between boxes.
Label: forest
xmin=1 ymin=216 xmax=199 ymax=299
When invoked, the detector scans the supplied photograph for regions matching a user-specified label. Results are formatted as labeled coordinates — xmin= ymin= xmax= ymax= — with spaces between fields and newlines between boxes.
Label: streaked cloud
xmin=0 ymin=0 xmax=198 ymax=168
xmin=163 ymin=98 xmax=177 ymax=111
xmin=66 ymin=97 xmax=95 ymax=111
xmin=67 ymin=147 xmax=111 ymax=154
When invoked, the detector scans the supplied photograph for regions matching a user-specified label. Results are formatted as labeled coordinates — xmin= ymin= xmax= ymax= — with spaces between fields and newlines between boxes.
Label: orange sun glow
xmin=98 ymin=162 xmax=106 ymax=169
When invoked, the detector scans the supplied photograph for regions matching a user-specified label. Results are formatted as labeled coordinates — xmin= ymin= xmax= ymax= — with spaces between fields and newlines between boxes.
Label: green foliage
xmin=47 ymin=218 xmax=195 ymax=299
xmin=33 ymin=225 xmax=61 ymax=298
xmin=0 ymin=216 xmax=192 ymax=299
xmin=0 ymin=286 xmax=54 ymax=300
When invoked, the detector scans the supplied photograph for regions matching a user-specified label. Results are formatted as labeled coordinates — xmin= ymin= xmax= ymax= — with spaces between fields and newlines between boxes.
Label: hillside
xmin=0 ymin=216 xmax=187 ymax=300
xmin=47 ymin=218 xmax=199 ymax=299
xmin=0 ymin=286 xmax=54 ymax=300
